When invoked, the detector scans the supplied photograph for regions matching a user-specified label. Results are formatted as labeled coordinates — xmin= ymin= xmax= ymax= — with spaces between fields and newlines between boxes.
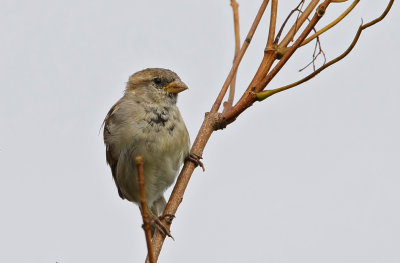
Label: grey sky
xmin=1 ymin=1 xmax=399 ymax=262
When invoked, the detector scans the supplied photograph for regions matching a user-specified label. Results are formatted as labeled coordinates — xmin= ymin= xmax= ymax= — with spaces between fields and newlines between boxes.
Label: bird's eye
xmin=153 ymin=77 xmax=162 ymax=84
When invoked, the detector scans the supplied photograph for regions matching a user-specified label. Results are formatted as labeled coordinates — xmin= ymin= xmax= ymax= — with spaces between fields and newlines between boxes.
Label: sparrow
xmin=103 ymin=68 xmax=191 ymax=234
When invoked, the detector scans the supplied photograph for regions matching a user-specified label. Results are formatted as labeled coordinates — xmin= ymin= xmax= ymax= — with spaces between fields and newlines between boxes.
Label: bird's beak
xmin=164 ymin=80 xmax=188 ymax=94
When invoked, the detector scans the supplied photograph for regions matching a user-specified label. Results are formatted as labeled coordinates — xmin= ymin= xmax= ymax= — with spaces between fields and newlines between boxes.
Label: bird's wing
xmin=102 ymin=101 xmax=125 ymax=199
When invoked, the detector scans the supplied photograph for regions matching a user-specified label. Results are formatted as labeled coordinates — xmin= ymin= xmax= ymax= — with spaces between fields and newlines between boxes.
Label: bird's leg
xmin=186 ymin=153 xmax=205 ymax=171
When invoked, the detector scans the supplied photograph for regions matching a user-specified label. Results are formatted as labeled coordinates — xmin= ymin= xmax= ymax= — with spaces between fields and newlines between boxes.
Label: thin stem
xmin=223 ymin=0 xmax=241 ymax=114
xmin=211 ymin=0 xmax=270 ymax=113
xmin=301 ymin=0 xmax=360 ymax=46
xmin=136 ymin=156 xmax=155 ymax=263
xmin=274 ymin=0 xmax=305 ymax=45
xmin=230 ymin=0 xmax=279 ymax=115
xmin=363 ymin=0 xmax=393 ymax=27
xmin=266 ymin=0 xmax=278 ymax=50
xmin=297 ymin=15 xmax=326 ymax=72
xmin=279 ymin=0 xmax=320 ymax=48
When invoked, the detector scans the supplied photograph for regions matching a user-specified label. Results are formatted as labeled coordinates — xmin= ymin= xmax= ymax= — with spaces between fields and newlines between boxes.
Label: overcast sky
xmin=1 ymin=1 xmax=399 ymax=262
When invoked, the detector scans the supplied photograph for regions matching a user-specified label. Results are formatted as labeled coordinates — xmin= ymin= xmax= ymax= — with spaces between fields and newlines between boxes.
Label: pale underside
xmin=103 ymin=91 xmax=190 ymax=213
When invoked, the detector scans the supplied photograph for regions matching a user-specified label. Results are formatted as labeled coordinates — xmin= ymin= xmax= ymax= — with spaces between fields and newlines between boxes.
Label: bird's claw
xmin=186 ymin=153 xmax=205 ymax=171
xmin=148 ymin=213 xmax=174 ymax=240
xmin=159 ymin=214 xmax=175 ymax=224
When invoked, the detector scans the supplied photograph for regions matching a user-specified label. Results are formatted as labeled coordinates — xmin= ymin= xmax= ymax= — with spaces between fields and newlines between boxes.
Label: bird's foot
xmin=159 ymin=214 xmax=175 ymax=224
xmin=186 ymin=153 xmax=205 ymax=171
xmin=147 ymin=211 xmax=174 ymax=239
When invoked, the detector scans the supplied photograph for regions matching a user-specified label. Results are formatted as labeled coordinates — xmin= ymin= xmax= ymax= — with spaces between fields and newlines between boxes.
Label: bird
xmin=102 ymin=68 xmax=195 ymax=235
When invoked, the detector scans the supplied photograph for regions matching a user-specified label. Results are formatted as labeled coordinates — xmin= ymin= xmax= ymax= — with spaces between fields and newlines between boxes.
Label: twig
xmin=297 ymin=15 xmax=326 ymax=72
xmin=223 ymin=0 xmax=241 ymax=114
xmin=230 ymin=0 xmax=278 ymax=111
xmin=266 ymin=0 xmax=278 ymax=50
xmin=136 ymin=156 xmax=155 ymax=263
xmin=298 ymin=34 xmax=326 ymax=72
xmin=211 ymin=0 xmax=270 ymax=113
xmin=255 ymin=0 xmax=394 ymax=101
xmin=301 ymin=0 xmax=360 ymax=46
xmin=274 ymin=0 xmax=305 ymax=45
xmin=293 ymin=1 xmax=306 ymax=44
xmin=279 ymin=0 xmax=321 ymax=48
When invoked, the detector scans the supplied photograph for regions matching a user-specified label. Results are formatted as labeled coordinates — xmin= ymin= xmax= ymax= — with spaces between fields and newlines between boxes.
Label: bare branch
xmin=136 ymin=156 xmax=155 ymax=263
xmin=274 ymin=0 xmax=305 ymax=45
xmin=301 ymin=0 xmax=360 ymax=46
xmin=279 ymin=0 xmax=320 ymax=48
xmin=298 ymin=33 xmax=326 ymax=72
xmin=256 ymin=0 xmax=394 ymax=101
xmin=228 ymin=0 xmax=280 ymax=116
xmin=295 ymin=15 xmax=327 ymax=72
xmin=223 ymin=0 xmax=333 ymax=122
xmin=363 ymin=0 xmax=393 ymax=27
xmin=266 ymin=0 xmax=278 ymax=50
xmin=211 ymin=0 xmax=270 ymax=113
xmin=223 ymin=0 xmax=241 ymax=114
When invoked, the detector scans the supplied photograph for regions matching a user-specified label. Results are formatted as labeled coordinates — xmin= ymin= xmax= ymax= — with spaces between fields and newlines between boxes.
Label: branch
xmin=256 ymin=0 xmax=394 ymax=101
xmin=301 ymin=0 xmax=360 ymax=47
xmin=279 ymin=0 xmax=320 ymax=48
xmin=229 ymin=0 xmax=279 ymax=114
xmin=298 ymin=31 xmax=326 ymax=72
xmin=226 ymin=0 xmax=323 ymax=122
xmin=266 ymin=0 xmax=278 ymax=51
xmin=211 ymin=0 xmax=270 ymax=113
xmin=296 ymin=15 xmax=326 ymax=72
xmin=274 ymin=0 xmax=305 ymax=45
xmin=223 ymin=0 xmax=333 ymax=122
xmin=223 ymin=0 xmax=241 ymax=114
xmin=136 ymin=156 xmax=155 ymax=263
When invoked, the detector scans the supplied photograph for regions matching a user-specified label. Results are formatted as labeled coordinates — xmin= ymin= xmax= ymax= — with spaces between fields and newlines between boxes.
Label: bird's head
xmin=125 ymin=68 xmax=188 ymax=104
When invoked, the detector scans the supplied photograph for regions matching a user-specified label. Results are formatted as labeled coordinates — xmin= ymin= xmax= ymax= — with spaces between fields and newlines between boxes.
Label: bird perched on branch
xmin=103 ymin=68 xmax=199 ymax=236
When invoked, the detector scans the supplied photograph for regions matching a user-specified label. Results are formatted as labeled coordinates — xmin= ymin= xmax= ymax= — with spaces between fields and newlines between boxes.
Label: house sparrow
xmin=103 ymin=68 xmax=191 ymax=234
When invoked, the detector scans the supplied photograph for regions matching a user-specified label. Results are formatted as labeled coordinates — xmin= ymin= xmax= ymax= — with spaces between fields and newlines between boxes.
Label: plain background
xmin=1 ymin=1 xmax=399 ymax=262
